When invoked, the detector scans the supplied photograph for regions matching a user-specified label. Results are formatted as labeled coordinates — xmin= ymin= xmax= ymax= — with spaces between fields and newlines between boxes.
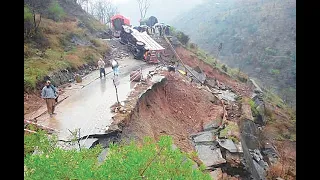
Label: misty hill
xmin=171 ymin=0 xmax=296 ymax=106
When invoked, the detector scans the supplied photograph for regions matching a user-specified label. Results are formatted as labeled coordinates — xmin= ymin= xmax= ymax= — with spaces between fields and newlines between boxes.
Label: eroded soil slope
xmin=122 ymin=73 xmax=224 ymax=152
xmin=175 ymin=46 xmax=253 ymax=97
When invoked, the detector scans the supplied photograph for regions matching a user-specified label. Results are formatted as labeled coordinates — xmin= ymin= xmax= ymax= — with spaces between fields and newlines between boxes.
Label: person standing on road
xmin=111 ymin=59 xmax=119 ymax=76
xmin=98 ymin=58 xmax=106 ymax=78
xmin=41 ymin=80 xmax=58 ymax=116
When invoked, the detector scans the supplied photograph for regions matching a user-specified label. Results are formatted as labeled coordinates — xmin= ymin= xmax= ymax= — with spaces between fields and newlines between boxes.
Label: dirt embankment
xmin=175 ymin=46 xmax=253 ymax=97
xmin=121 ymin=73 xmax=224 ymax=152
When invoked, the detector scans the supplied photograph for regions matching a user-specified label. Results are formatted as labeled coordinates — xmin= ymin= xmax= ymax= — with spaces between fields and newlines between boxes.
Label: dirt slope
xmin=122 ymin=73 xmax=224 ymax=152
xmin=175 ymin=46 xmax=253 ymax=97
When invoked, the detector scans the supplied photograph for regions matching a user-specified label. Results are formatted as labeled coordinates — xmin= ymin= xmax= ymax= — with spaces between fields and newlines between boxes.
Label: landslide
xmin=121 ymin=73 xmax=224 ymax=153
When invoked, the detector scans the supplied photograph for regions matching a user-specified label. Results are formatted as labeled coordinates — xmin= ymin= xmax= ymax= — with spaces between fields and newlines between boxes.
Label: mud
xmin=121 ymin=73 xmax=224 ymax=153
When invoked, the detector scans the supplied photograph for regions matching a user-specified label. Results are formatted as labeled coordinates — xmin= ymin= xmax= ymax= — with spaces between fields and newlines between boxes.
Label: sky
xmin=108 ymin=0 xmax=205 ymax=26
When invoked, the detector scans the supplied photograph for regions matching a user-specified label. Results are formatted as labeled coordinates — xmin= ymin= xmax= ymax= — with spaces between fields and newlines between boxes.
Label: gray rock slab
xmin=195 ymin=145 xmax=226 ymax=167
xmin=193 ymin=131 xmax=215 ymax=143
xmin=217 ymin=139 xmax=238 ymax=153
xmin=203 ymin=121 xmax=220 ymax=131
xmin=217 ymin=90 xmax=237 ymax=102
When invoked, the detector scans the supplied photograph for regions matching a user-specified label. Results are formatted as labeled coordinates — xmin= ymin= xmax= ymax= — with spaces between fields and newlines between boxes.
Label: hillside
xmin=24 ymin=0 xmax=109 ymax=92
xmin=171 ymin=0 xmax=296 ymax=107
xmin=24 ymin=0 xmax=111 ymax=114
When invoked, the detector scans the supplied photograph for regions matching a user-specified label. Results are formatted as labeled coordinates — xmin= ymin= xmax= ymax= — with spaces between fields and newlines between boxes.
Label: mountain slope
xmin=172 ymin=0 xmax=296 ymax=106
xmin=24 ymin=0 xmax=109 ymax=92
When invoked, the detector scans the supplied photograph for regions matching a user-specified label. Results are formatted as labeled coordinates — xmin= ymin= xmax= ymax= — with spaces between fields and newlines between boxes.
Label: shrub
xmin=249 ymin=99 xmax=259 ymax=117
xmin=48 ymin=1 xmax=65 ymax=21
xmin=270 ymin=69 xmax=280 ymax=75
xmin=24 ymin=135 xmax=211 ymax=179
xmin=189 ymin=43 xmax=197 ymax=49
xmin=24 ymin=6 xmax=33 ymax=21
xmin=176 ymin=31 xmax=190 ymax=45
xmin=222 ymin=64 xmax=228 ymax=72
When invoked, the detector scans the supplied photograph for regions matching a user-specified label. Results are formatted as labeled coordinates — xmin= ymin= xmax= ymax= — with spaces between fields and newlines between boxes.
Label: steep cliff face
xmin=172 ymin=0 xmax=296 ymax=106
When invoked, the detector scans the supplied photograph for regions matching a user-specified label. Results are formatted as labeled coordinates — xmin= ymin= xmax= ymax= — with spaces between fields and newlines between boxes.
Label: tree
xmin=24 ymin=0 xmax=51 ymax=37
xmin=77 ymin=0 xmax=89 ymax=13
xmin=136 ymin=0 xmax=150 ymax=20
xmin=92 ymin=0 xmax=118 ymax=24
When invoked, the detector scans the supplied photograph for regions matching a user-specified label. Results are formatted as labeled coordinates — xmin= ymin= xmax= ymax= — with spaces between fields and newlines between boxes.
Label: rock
xmin=97 ymin=148 xmax=109 ymax=164
xmin=193 ymin=131 xmax=215 ymax=143
xmin=225 ymin=151 xmax=241 ymax=167
xmin=108 ymin=124 xmax=121 ymax=132
xmin=195 ymin=145 xmax=226 ymax=167
xmin=203 ymin=121 xmax=220 ymax=131
xmin=241 ymin=98 xmax=254 ymax=121
xmin=210 ymin=168 xmax=223 ymax=179
xmin=252 ymin=159 xmax=267 ymax=179
xmin=217 ymin=139 xmax=238 ymax=153
xmin=32 ymin=148 xmax=43 ymax=156
xmin=75 ymin=74 xmax=82 ymax=83
xmin=236 ymin=142 xmax=243 ymax=153
xmin=216 ymin=90 xmax=237 ymax=102
xmin=253 ymin=153 xmax=261 ymax=162
xmin=171 ymin=144 xmax=178 ymax=150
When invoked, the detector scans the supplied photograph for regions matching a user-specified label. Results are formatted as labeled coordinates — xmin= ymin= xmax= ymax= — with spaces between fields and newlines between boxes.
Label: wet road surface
xmin=36 ymin=58 xmax=157 ymax=143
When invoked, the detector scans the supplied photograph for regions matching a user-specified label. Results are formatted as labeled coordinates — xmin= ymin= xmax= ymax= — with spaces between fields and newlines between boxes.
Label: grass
xmin=185 ymin=43 xmax=249 ymax=83
xmin=24 ymin=15 xmax=110 ymax=92
xmin=219 ymin=121 xmax=240 ymax=143
xmin=24 ymin=130 xmax=211 ymax=180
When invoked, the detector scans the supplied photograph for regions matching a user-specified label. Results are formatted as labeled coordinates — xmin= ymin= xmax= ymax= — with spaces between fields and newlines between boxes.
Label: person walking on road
xmin=98 ymin=58 xmax=106 ymax=78
xmin=111 ymin=59 xmax=119 ymax=76
xmin=41 ymin=80 xmax=59 ymax=116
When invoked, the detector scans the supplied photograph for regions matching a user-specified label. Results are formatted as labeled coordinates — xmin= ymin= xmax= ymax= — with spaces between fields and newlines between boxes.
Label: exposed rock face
xmin=46 ymin=64 xmax=96 ymax=87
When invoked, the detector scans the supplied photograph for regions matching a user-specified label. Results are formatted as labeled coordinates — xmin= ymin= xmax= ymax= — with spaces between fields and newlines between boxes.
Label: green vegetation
xmin=24 ymin=0 xmax=109 ymax=92
xmin=48 ymin=1 xmax=66 ymax=21
xmin=24 ymin=131 xmax=211 ymax=180
xmin=248 ymin=99 xmax=259 ymax=117
xmin=173 ymin=0 xmax=296 ymax=107
xmin=176 ymin=31 xmax=190 ymax=45
xmin=219 ymin=122 xmax=239 ymax=143
xmin=24 ymin=6 xmax=33 ymax=21
xmin=221 ymin=64 xmax=228 ymax=72
xmin=270 ymin=69 xmax=280 ymax=75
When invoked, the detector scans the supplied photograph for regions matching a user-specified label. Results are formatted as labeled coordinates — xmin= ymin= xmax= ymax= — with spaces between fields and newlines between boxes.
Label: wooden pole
xmin=113 ymin=78 xmax=120 ymax=105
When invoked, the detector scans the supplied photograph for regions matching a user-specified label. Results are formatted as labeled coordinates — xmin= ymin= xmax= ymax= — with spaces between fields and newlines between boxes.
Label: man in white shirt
xmin=98 ymin=58 xmax=106 ymax=78
xmin=111 ymin=59 xmax=119 ymax=76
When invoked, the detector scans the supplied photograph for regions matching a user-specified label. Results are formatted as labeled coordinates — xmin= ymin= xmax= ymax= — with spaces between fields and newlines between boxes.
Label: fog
xmin=110 ymin=0 xmax=205 ymax=26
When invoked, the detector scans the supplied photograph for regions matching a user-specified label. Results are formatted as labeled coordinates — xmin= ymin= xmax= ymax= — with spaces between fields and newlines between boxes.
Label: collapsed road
xmin=25 ymin=33 xmax=283 ymax=179
xmin=27 ymin=53 xmax=157 ymax=148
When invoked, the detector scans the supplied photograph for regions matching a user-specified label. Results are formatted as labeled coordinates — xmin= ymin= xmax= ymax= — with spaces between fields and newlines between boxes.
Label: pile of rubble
xmin=109 ymin=45 xmax=130 ymax=60
xmin=190 ymin=120 xmax=250 ymax=179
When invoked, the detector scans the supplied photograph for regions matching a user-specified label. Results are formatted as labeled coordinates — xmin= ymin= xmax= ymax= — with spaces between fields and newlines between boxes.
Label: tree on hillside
xmin=92 ymin=0 xmax=118 ymax=24
xmin=24 ymin=0 xmax=51 ymax=37
xmin=136 ymin=0 xmax=150 ymax=20
xmin=77 ymin=0 xmax=89 ymax=12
